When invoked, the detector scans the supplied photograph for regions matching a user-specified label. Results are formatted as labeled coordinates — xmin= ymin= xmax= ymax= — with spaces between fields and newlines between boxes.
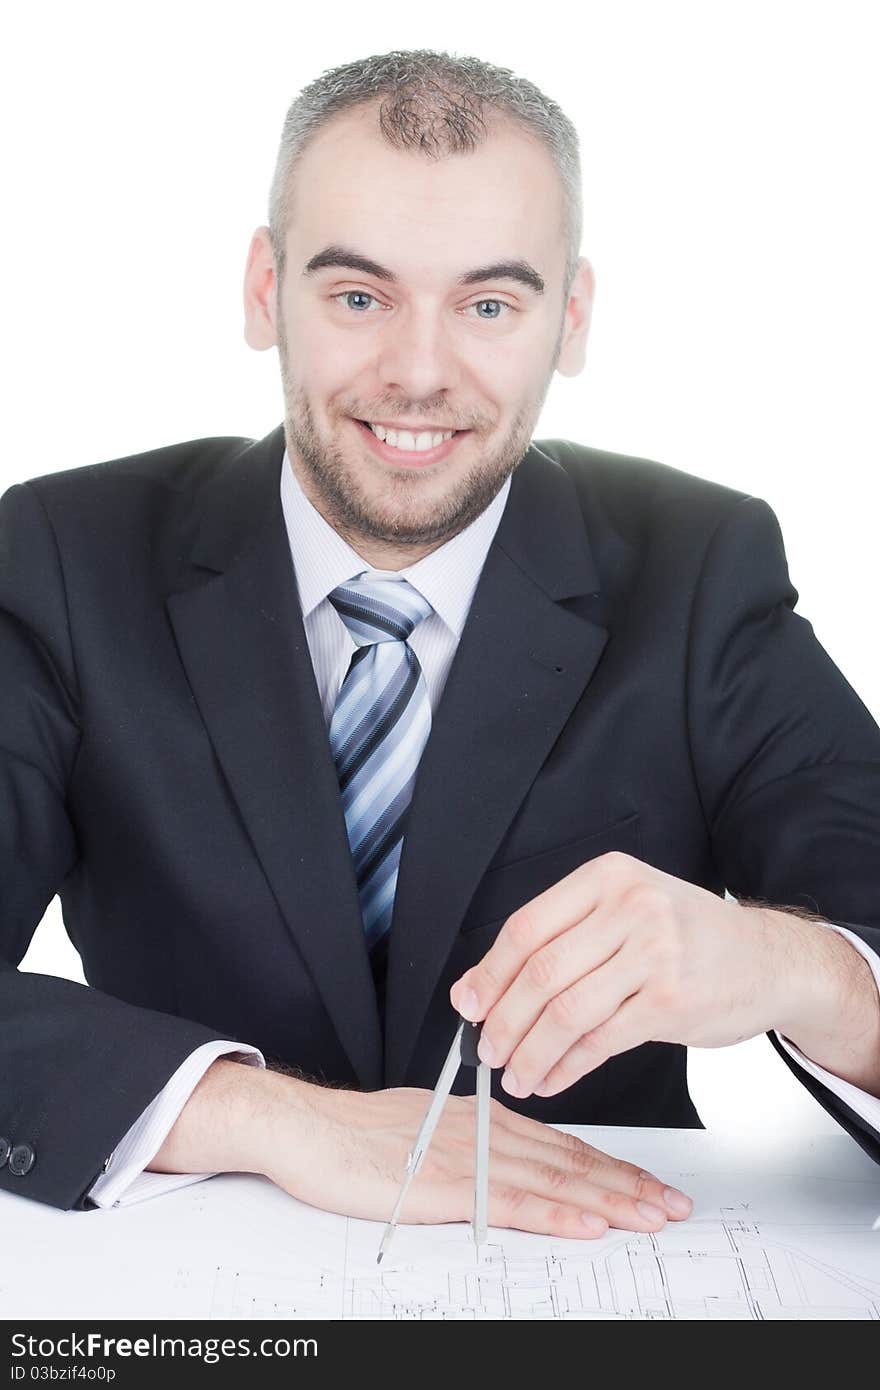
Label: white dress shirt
xmin=88 ymin=450 xmax=880 ymax=1207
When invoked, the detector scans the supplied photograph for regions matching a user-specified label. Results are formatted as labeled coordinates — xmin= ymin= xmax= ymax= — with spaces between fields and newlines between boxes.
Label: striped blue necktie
xmin=327 ymin=573 xmax=434 ymax=956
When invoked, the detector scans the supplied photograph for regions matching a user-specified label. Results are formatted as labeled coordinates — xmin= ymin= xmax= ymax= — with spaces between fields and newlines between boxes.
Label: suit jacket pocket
xmin=459 ymin=812 xmax=641 ymax=933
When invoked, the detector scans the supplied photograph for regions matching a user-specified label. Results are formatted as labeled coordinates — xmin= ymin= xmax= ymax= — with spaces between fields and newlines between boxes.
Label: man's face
xmin=247 ymin=104 xmax=592 ymax=565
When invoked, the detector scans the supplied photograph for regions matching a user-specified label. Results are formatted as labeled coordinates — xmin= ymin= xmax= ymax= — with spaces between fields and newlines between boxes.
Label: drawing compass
xmin=377 ymin=1016 xmax=491 ymax=1264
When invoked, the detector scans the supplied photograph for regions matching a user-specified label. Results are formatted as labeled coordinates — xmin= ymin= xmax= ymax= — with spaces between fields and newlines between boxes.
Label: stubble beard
xmin=276 ymin=320 xmax=559 ymax=553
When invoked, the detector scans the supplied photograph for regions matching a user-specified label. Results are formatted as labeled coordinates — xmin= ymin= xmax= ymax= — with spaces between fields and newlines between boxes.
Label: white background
xmin=2 ymin=0 xmax=878 ymax=1139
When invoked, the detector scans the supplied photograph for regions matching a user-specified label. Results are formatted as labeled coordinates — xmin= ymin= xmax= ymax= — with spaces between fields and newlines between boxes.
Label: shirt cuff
xmin=86 ymin=1040 xmax=266 ymax=1208
xmin=773 ymin=924 xmax=880 ymax=1136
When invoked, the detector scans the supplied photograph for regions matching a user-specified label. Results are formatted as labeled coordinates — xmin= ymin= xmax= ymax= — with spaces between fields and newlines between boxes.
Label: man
xmin=1 ymin=51 xmax=879 ymax=1242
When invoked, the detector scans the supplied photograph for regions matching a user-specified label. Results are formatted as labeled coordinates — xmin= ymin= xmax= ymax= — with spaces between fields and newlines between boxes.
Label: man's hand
xmin=148 ymin=1059 xmax=693 ymax=1236
xmin=449 ymin=851 xmax=825 ymax=1101
xmin=266 ymin=1083 xmax=693 ymax=1237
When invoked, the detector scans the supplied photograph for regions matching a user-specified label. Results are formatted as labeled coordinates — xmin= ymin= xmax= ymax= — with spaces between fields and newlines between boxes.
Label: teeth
xmin=367 ymin=423 xmax=455 ymax=451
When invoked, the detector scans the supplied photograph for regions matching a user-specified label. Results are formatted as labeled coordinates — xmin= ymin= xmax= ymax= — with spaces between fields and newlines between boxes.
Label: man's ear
xmin=555 ymin=257 xmax=596 ymax=378
xmin=243 ymin=226 xmax=278 ymax=350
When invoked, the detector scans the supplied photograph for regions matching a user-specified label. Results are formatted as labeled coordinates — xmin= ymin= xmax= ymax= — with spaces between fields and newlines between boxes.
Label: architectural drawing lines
xmin=5 ymin=1129 xmax=877 ymax=1320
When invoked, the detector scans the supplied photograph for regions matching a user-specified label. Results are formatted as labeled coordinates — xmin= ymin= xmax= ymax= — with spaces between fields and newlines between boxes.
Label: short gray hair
xmin=268 ymin=49 xmax=583 ymax=300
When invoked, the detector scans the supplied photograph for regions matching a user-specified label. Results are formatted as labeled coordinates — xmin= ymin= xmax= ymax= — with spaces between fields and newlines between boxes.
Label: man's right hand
xmin=148 ymin=1059 xmax=693 ymax=1238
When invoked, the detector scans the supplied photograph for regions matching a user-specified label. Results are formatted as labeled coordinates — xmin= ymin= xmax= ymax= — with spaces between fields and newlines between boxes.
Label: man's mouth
xmin=350 ymin=417 xmax=469 ymax=468
xmin=355 ymin=420 xmax=460 ymax=452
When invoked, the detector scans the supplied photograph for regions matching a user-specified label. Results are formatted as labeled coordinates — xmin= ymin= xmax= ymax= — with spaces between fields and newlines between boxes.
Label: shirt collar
xmin=279 ymin=447 xmax=511 ymax=639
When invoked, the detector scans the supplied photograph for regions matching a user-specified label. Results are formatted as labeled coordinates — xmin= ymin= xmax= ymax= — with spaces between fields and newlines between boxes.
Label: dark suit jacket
xmin=2 ymin=423 xmax=880 ymax=1211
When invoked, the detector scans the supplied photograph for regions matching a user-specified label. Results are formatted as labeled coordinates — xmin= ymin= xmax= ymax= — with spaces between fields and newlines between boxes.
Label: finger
xmin=437 ymin=1176 xmax=611 ymax=1239
xmin=450 ymin=854 xmax=633 ymax=1020
xmin=483 ymin=1101 xmax=692 ymax=1220
xmin=453 ymin=1165 xmax=672 ymax=1238
xmin=533 ymin=996 xmax=656 ymax=1099
xmin=487 ymin=950 xmax=642 ymax=1098
xmin=475 ymin=914 xmax=629 ymax=1072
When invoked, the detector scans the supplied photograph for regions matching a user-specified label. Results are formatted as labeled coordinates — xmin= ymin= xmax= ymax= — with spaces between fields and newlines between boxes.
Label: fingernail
xmin=477 ymin=1036 xmax=497 ymax=1067
xmin=455 ymin=986 xmax=479 ymax=1021
xmin=501 ymin=1069 xmax=523 ymax=1096
xmin=663 ymin=1187 xmax=693 ymax=1217
xmin=581 ymin=1213 xmax=608 ymax=1236
xmin=636 ymin=1201 xmax=666 ymax=1223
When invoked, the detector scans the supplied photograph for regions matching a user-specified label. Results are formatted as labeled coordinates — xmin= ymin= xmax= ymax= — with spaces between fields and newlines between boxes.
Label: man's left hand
xmin=449 ymin=851 xmax=814 ymax=1100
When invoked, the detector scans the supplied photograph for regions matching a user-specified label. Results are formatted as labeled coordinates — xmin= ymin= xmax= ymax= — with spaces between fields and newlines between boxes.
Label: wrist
xmin=755 ymin=910 xmax=880 ymax=1092
xmin=746 ymin=906 xmax=827 ymax=1040
xmin=147 ymin=1058 xmax=318 ymax=1178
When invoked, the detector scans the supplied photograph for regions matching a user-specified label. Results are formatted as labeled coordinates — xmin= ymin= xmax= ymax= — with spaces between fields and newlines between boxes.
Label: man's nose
xmin=375 ymin=307 xmax=462 ymax=400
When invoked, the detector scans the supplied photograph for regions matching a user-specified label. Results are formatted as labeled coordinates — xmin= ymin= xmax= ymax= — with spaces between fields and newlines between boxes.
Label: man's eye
xmin=335 ymin=291 xmax=382 ymax=312
xmin=467 ymin=299 xmax=512 ymax=320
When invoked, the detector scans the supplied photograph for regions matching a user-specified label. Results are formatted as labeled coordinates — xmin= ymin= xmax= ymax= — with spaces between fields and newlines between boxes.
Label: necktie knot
xmin=328 ymin=573 xmax=433 ymax=647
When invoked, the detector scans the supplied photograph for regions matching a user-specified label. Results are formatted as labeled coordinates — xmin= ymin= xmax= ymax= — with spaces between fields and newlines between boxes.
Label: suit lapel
xmin=384 ymin=444 xmax=608 ymax=1083
xmin=165 ymin=424 xmax=383 ymax=1089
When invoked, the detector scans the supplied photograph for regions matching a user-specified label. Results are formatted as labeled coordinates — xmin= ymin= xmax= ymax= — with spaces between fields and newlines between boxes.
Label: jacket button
xmin=9 ymin=1144 xmax=35 ymax=1176
xmin=0 ymin=1137 xmax=10 ymax=1168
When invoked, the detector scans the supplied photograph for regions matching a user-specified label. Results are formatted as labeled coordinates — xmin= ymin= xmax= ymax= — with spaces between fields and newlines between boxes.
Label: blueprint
xmin=2 ymin=1127 xmax=879 ymax=1319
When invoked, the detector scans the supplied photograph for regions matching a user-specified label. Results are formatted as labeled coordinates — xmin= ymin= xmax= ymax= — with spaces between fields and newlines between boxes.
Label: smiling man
xmin=1 ymin=50 xmax=879 ymax=1238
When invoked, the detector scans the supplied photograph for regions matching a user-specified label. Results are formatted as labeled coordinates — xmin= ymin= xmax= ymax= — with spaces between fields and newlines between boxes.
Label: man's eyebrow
xmin=302 ymin=245 xmax=545 ymax=295
xmin=304 ymin=245 xmax=396 ymax=282
xmin=457 ymin=260 xmax=544 ymax=295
